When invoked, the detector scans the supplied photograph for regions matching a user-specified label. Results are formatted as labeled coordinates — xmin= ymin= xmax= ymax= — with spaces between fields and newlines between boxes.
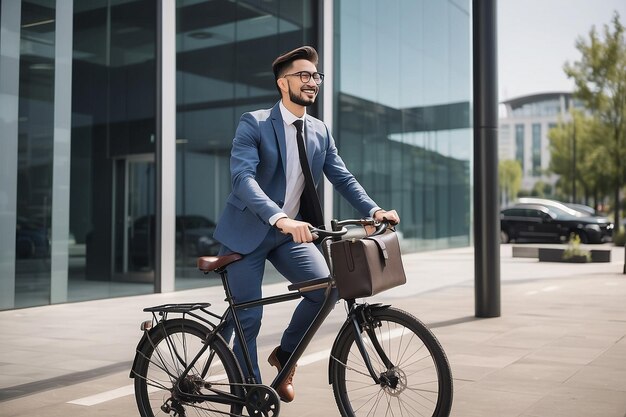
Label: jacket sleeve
xmin=229 ymin=113 xmax=282 ymax=223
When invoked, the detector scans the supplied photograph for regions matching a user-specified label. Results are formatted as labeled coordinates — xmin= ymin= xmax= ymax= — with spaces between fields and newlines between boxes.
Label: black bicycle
xmin=130 ymin=219 xmax=453 ymax=417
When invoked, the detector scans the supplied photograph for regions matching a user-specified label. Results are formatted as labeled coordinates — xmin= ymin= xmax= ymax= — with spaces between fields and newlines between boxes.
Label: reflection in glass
xmin=532 ymin=123 xmax=541 ymax=176
xmin=15 ymin=0 xmax=56 ymax=308
xmin=335 ymin=0 xmax=472 ymax=251
xmin=68 ymin=0 xmax=157 ymax=301
xmin=515 ymin=124 xmax=525 ymax=172
xmin=175 ymin=0 xmax=317 ymax=288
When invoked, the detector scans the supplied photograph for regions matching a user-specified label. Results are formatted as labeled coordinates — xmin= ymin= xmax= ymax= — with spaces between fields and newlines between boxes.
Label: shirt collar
xmin=279 ymin=100 xmax=306 ymax=126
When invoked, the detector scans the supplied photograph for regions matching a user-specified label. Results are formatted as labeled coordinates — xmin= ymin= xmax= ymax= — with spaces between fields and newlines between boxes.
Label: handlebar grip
xmin=308 ymin=226 xmax=348 ymax=238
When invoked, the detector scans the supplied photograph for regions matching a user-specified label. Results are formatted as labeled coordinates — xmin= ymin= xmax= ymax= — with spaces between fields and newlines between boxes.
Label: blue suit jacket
xmin=214 ymin=102 xmax=377 ymax=254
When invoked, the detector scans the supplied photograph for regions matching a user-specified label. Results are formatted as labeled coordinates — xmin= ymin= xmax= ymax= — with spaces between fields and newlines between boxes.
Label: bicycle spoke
xmin=368 ymin=389 xmax=384 ymax=416
xmin=331 ymin=354 xmax=375 ymax=379
xmin=134 ymin=320 xmax=244 ymax=417
xmin=351 ymin=387 xmax=381 ymax=416
xmin=396 ymin=393 xmax=431 ymax=417
xmin=131 ymin=370 xmax=171 ymax=392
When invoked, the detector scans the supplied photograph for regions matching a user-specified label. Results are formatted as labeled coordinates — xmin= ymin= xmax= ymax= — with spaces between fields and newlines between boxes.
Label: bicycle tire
xmin=133 ymin=318 xmax=245 ymax=417
xmin=330 ymin=307 xmax=453 ymax=417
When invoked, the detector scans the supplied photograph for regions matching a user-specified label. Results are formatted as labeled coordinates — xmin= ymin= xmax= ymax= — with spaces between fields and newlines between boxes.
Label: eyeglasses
xmin=283 ymin=71 xmax=324 ymax=85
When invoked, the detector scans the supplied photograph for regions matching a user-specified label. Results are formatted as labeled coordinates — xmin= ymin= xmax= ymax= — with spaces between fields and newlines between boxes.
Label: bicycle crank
xmin=244 ymin=385 xmax=280 ymax=417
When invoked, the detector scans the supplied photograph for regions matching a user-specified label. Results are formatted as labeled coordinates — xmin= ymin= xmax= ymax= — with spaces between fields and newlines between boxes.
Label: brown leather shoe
xmin=267 ymin=346 xmax=296 ymax=402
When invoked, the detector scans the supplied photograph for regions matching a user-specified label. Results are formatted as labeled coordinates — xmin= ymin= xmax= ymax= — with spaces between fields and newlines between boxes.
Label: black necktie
xmin=293 ymin=119 xmax=324 ymax=227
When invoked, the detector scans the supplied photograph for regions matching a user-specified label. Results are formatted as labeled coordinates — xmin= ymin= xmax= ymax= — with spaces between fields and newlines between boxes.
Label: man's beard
xmin=288 ymin=86 xmax=316 ymax=106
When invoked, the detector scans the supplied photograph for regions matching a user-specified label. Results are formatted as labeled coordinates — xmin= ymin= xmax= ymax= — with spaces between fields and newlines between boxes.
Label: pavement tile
xmin=589 ymin=339 xmax=626 ymax=370
xmin=524 ymin=345 xmax=608 ymax=365
xmin=0 ymin=244 xmax=625 ymax=417
xmin=521 ymin=386 xmax=626 ymax=417
xmin=565 ymin=364 xmax=626 ymax=391
xmin=452 ymin=382 xmax=543 ymax=417
xmin=485 ymin=358 xmax=582 ymax=384
xmin=470 ymin=372 xmax=558 ymax=396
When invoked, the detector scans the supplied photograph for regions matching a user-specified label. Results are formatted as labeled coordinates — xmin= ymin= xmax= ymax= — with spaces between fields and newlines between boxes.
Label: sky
xmin=498 ymin=0 xmax=626 ymax=102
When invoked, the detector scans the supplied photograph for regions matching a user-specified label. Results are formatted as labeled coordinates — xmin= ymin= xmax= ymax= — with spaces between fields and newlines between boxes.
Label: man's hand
xmin=373 ymin=209 xmax=400 ymax=225
xmin=275 ymin=218 xmax=314 ymax=243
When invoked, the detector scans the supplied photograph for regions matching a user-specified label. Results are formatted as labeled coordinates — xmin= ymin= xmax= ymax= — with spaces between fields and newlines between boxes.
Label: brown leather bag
xmin=329 ymin=229 xmax=407 ymax=299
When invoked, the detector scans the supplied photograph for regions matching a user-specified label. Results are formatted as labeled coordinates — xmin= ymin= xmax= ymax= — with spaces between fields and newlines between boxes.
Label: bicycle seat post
xmin=215 ymin=267 xmax=234 ymax=305
xmin=215 ymin=266 xmax=258 ymax=384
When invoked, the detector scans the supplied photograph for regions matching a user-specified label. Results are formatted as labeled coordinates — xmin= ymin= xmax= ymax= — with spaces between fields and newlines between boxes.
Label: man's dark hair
xmin=272 ymin=46 xmax=319 ymax=93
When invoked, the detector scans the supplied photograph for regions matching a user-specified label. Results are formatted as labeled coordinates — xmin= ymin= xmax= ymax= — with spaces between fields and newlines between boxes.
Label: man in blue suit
xmin=213 ymin=45 xmax=399 ymax=402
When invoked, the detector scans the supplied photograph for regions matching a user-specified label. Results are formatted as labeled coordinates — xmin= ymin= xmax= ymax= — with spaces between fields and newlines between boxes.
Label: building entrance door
xmin=112 ymin=155 xmax=156 ymax=283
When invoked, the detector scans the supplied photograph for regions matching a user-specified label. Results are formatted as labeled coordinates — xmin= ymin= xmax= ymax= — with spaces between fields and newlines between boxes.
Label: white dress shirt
xmin=269 ymin=101 xmax=382 ymax=226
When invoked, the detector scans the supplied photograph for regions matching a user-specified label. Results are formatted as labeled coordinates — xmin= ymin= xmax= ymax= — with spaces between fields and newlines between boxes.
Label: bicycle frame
xmin=131 ymin=218 xmax=399 ymax=412
xmin=219 ymin=266 xmax=338 ymax=390
xmin=215 ymin=271 xmax=394 ymax=397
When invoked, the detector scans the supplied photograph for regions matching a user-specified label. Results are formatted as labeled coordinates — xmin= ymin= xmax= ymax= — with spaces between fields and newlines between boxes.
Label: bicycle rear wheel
xmin=133 ymin=318 xmax=245 ymax=417
xmin=330 ymin=307 xmax=453 ymax=417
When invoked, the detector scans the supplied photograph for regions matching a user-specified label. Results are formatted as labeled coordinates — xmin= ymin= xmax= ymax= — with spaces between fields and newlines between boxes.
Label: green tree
xmin=564 ymin=11 xmax=626 ymax=228
xmin=499 ymin=159 xmax=522 ymax=206
xmin=548 ymin=110 xmax=609 ymax=207
xmin=531 ymin=180 xmax=552 ymax=198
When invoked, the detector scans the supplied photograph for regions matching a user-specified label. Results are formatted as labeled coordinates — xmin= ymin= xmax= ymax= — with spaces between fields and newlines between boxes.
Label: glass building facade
xmin=532 ymin=123 xmax=541 ymax=176
xmin=499 ymin=93 xmax=579 ymax=192
xmin=515 ymin=123 xmax=525 ymax=172
xmin=334 ymin=0 xmax=471 ymax=251
xmin=0 ymin=0 xmax=472 ymax=310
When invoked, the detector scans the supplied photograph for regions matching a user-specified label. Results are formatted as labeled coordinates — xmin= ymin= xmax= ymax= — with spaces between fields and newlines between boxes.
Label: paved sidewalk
xmin=0 ymin=244 xmax=625 ymax=417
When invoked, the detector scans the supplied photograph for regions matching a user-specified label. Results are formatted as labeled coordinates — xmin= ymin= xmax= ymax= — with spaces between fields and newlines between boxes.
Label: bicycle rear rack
xmin=143 ymin=303 xmax=211 ymax=313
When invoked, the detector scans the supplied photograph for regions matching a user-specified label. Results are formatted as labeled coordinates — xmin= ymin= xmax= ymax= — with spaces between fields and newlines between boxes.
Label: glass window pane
xmin=68 ymin=0 xmax=157 ymax=302
xmin=15 ymin=0 xmax=56 ymax=308
xmin=175 ymin=0 xmax=318 ymax=289
xmin=532 ymin=123 xmax=541 ymax=176
xmin=335 ymin=0 xmax=472 ymax=251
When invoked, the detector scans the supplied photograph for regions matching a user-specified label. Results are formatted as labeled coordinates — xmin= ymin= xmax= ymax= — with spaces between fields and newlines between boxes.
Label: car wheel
xmin=500 ymin=230 xmax=510 ymax=243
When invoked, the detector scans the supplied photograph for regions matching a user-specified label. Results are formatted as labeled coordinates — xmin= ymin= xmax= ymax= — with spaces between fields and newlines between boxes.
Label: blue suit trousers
xmin=218 ymin=227 xmax=337 ymax=382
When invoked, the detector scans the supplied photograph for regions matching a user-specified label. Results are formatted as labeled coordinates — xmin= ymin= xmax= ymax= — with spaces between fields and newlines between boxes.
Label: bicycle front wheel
xmin=133 ymin=318 xmax=244 ymax=417
xmin=330 ymin=307 xmax=453 ymax=417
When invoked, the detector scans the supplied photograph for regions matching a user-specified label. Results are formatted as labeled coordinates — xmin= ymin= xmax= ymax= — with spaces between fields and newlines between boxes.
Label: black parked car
xmin=130 ymin=215 xmax=220 ymax=267
xmin=500 ymin=203 xmax=614 ymax=244
xmin=16 ymin=217 xmax=50 ymax=258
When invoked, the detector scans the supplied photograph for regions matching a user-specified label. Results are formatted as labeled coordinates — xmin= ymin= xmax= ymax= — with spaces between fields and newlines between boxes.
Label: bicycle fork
xmin=331 ymin=302 xmax=395 ymax=386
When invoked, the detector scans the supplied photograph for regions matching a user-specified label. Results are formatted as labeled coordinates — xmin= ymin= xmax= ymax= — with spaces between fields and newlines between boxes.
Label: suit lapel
xmin=270 ymin=103 xmax=287 ymax=173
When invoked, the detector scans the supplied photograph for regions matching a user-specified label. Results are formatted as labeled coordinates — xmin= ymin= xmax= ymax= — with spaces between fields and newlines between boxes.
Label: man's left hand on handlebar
xmin=373 ymin=209 xmax=400 ymax=225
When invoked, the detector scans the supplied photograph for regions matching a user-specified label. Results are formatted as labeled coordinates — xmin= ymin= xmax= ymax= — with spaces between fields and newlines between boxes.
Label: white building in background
xmin=498 ymin=92 xmax=581 ymax=192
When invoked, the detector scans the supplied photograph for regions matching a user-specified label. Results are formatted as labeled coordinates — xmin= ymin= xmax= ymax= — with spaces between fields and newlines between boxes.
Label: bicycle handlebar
xmin=309 ymin=218 xmax=397 ymax=239
xmin=308 ymin=225 xmax=348 ymax=238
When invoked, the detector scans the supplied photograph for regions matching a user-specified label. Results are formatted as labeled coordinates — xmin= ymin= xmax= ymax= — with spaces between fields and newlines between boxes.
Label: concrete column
xmin=50 ymin=0 xmax=74 ymax=303
xmin=0 ymin=0 xmax=22 ymax=310
xmin=155 ymin=0 xmax=176 ymax=292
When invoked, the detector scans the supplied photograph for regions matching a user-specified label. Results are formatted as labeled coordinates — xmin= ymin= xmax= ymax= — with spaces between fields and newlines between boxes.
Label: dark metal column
xmin=473 ymin=0 xmax=501 ymax=317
